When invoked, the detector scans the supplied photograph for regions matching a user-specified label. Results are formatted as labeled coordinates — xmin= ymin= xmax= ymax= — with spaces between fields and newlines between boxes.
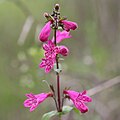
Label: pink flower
xmin=52 ymin=30 xmax=72 ymax=43
xmin=61 ymin=20 xmax=78 ymax=32
xmin=64 ymin=90 xmax=92 ymax=113
xmin=24 ymin=93 xmax=52 ymax=112
xmin=39 ymin=57 xmax=55 ymax=73
xmin=43 ymin=40 xmax=59 ymax=58
xmin=39 ymin=21 xmax=51 ymax=42
xmin=59 ymin=45 xmax=69 ymax=56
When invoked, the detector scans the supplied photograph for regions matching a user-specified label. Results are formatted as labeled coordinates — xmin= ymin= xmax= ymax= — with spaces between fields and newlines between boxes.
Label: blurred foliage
xmin=0 ymin=0 xmax=120 ymax=120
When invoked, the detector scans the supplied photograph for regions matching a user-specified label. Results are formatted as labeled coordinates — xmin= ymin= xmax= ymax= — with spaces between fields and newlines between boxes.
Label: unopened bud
xmin=44 ymin=12 xmax=49 ymax=18
xmin=44 ymin=13 xmax=54 ymax=21
xmin=55 ymin=4 xmax=60 ymax=11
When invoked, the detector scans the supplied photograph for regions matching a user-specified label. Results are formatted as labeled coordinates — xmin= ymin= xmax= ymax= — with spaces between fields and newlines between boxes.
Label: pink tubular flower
xmin=59 ymin=45 xmax=69 ymax=56
xmin=24 ymin=93 xmax=52 ymax=112
xmin=52 ymin=30 xmax=72 ymax=43
xmin=64 ymin=90 xmax=92 ymax=113
xmin=43 ymin=40 xmax=59 ymax=58
xmin=61 ymin=20 xmax=78 ymax=32
xmin=39 ymin=57 xmax=55 ymax=73
xmin=39 ymin=21 xmax=51 ymax=42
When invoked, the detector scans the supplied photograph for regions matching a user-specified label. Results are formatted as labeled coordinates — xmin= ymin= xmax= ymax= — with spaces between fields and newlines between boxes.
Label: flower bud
xmin=44 ymin=13 xmax=54 ymax=21
xmin=61 ymin=20 xmax=78 ymax=31
xmin=39 ymin=21 xmax=51 ymax=42
xmin=44 ymin=12 xmax=49 ymax=18
xmin=59 ymin=45 xmax=69 ymax=56
xmin=55 ymin=4 xmax=60 ymax=11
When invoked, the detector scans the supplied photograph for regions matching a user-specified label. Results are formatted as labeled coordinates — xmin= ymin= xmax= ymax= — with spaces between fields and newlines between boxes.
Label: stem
xmin=57 ymin=71 xmax=61 ymax=112
xmin=54 ymin=18 xmax=62 ymax=112
xmin=59 ymin=115 xmax=62 ymax=120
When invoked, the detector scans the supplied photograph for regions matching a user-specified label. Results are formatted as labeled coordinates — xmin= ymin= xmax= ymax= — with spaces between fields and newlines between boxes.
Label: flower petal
xmin=52 ymin=30 xmax=72 ymax=43
xmin=81 ymin=90 xmax=87 ymax=95
xmin=64 ymin=90 xmax=79 ymax=100
xmin=82 ymin=95 xmax=92 ymax=102
xmin=30 ymin=105 xmax=37 ymax=112
xmin=24 ymin=99 xmax=32 ymax=107
xmin=39 ymin=61 xmax=46 ymax=68
xmin=26 ymin=93 xmax=35 ymax=98
xmin=45 ymin=65 xmax=52 ymax=73
xmin=74 ymin=101 xmax=88 ymax=113
xmin=43 ymin=44 xmax=50 ymax=51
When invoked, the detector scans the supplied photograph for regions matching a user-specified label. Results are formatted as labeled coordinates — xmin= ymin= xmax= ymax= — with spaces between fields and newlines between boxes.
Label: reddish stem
xmin=54 ymin=20 xmax=62 ymax=112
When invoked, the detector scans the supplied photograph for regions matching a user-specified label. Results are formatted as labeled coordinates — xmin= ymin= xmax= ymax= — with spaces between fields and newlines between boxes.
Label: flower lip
xmin=76 ymin=90 xmax=92 ymax=103
xmin=43 ymin=40 xmax=59 ymax=59
xmin=39 ymin=57 xmax=55 ymax=73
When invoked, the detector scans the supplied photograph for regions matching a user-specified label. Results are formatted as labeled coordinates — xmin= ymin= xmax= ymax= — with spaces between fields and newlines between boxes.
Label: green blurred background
xmin=0 ymin=0 xmax=120 ymax=120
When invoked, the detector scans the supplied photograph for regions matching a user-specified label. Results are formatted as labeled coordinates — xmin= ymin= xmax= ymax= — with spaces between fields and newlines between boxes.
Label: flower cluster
xmin=23 ymin=4 xmax=92 ymax=115
xmin=38 ymin=15 xmax=77 ymax=73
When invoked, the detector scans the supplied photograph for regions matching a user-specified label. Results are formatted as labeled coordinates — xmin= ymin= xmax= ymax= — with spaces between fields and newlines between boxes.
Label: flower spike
xmin=24 ymin=4 xmax=92 ymax=119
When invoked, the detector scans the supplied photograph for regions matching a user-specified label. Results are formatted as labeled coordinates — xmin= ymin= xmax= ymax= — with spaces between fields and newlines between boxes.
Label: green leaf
xmin=59 ymin=106 xmax=73 ymax=115
xmin=63 ymin=106 xmax=73 ymax=114
xmin=41 ymin=111 xmax=57 ymax=120
xmin=42 ymin=106 xmax=73 ymax=120
xmin=73 ymin=107 xmax=80 ymax=114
